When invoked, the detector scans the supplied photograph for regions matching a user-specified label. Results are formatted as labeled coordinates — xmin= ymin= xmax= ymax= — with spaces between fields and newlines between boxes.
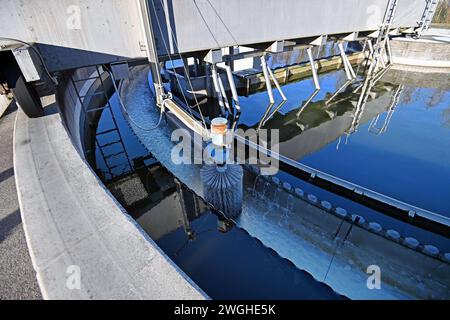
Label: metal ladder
xmin=371 ymin=0 xmax=398 ymax=71
xmin=376 ymin=0 xmax=398 ymax=46
xmin=350 ymin=0 xmax=399 ymax=134
xmin=417 ymin=0 xmax=438 ymax=35
xmin=71 ymin=65 xmax=133 ymax=180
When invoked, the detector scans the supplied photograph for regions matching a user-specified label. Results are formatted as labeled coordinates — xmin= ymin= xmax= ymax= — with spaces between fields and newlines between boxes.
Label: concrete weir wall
xmin=13 ymin=70 xmax=207 ymax=299
xmin=244 ymin=169 xmax=450 ymax=299
xmin=390 ymin=29 xmax=450 ymax=69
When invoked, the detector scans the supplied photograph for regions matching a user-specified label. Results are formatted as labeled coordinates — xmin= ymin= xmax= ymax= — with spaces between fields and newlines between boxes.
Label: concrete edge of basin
xmin=0 ymin=94 xmax=12 ymax=118
xmin=390 ymin=35 xmax=450 ymax=70
xmin=13 ymin=95 xmax=208 ymax=300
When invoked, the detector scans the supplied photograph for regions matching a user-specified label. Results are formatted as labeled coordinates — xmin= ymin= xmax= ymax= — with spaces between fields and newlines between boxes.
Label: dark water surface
xmin=89 ymin=92 xmax=343 ymax=299
xmin=87 ymin=66 xmax=449 ymax=298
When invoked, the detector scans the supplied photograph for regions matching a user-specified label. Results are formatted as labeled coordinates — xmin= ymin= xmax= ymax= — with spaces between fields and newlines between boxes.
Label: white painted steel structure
xmin=0 ymin=0 xmax=434 ymax=71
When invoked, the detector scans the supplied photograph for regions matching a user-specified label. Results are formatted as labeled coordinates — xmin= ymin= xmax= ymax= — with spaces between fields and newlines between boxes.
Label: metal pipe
xmin=257 ymin=101 xmax=274 ymax=131
xmin=346 ymin=56 xmax=356 ymax=79
xmin=338 ymin=42 xmax=352 ymax=80
xmin=261 ymin=100 xmax=287 ymax=127
xmin=267 ymin=65 xmax=287 ymax=101
xmin=217 ymin=64 xmax=240 ymax=111
xmin=344 ymin=49 xmax=356 ymax=79
xmin=217 ymin=64 xmax=241 ymax=132
xmin=296 ymin=89 xmax=320 ymax=118
xmin=307 ymin=47 xmax=320 ymax=90
xmin=378 ymin=47 xmax=387 ymax=69
xmin=339 ymin=42 xmax=356 ymax=79
xmin=386 ymin=36 xmax=393 ymax=64
xmin=367 ymin=38 xmax=374 ymax=56
xmin=325 ymin=79 xmax=353 ymax=105
xmin=217 ymin=72 xmax=231 ymax=113
xmin=211 ymin=64 xmax=226 ymax=115
xmin=260 ymin=55 xmax=275 ymax=104
xmin=138 ymin=0 xmax=165 ymax=105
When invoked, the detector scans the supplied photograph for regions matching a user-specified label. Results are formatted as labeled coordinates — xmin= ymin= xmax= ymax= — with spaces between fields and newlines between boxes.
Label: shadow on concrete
xmin=0 ymin=101 xmax=17 ymax=119
xmin=0 ymin=167 xmax=14 ymax=184
xmin=0 ymin=209 xmax=21 ymax=243
xmin=42 ymin=102 xmax=58 ymax=116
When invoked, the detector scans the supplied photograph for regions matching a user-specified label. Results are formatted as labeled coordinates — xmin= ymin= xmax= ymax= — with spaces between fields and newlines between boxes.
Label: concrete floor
xmin=0 ymin=102 xmax=41 ymax=299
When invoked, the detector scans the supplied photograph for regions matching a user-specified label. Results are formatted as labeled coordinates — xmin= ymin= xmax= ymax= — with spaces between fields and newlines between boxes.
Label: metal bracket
xmin=110 ymin=61 xmax=130 ymax=80
xmin=204 ymin=49 xmax=223 ymax=64
xmin=338 ymin=42 xmax=356 ymax=80
xmin=306 ymin=47 xmax=320 ymax=90
xmin=267 ymin=40 xmax=285 ymax=53
xmin=12 ymin=45 xmax=43 ymax=82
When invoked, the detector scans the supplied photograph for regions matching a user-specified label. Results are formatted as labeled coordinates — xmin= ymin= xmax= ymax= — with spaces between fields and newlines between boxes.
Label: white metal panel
xmin=0 ymin=0 xmax=147 ymax=69
xmin=0 ymin=0 xmax=428 ymax=69
xmin=151 ymin=0 xmax=427 ymax=54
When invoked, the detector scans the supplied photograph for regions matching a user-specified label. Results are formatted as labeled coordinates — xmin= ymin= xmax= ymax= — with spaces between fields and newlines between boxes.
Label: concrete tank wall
xmin=390 ymin=37 xmax=450 ymax=68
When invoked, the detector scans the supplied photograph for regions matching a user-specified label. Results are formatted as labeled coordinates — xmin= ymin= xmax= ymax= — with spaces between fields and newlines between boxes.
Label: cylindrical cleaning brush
xmin=201 ymin=118 xmax=243 ymax=219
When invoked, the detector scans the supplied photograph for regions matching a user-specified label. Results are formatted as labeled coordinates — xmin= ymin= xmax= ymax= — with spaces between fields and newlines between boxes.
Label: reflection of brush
xmin=201 ymin=118 xmax=243 ymax=219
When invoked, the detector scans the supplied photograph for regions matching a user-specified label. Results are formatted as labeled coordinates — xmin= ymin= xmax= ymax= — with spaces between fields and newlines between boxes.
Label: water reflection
xmin=237 ymin=69 xmax=450 ymax=216
xmin=87 ymin=90 xmax=343 ymax=299
xmin=240 ymin=74 xmax=401 ymax=161
xmin=86 ymin=64 xmax=449 ymax=299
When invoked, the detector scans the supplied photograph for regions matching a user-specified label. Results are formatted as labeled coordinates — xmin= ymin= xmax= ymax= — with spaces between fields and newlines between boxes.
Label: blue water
xmin=90 ymin=91 xmax=344 ymax=299
xmin=238 ymin=70 xmax=450 ymax=218
xmin=87 ymin=67 xmax=449 ymax=299
xmin=301 ymin=94 xmax=450 ymax=216
xmin=158 ymin=213 xmax=344 ymax=300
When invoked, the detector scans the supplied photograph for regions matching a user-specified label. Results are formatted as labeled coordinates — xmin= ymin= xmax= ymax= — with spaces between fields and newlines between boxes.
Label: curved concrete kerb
xmin=14 ymin=95 xmax=207 ymax=299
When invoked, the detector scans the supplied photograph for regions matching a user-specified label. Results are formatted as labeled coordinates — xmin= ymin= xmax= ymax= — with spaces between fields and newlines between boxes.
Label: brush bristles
xmin=200 ymin=164 xmax=243 ymax=219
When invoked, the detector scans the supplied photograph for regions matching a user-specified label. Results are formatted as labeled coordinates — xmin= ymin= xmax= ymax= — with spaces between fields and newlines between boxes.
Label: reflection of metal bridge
xmin=368 ymin=84 xmax=404 ymax=135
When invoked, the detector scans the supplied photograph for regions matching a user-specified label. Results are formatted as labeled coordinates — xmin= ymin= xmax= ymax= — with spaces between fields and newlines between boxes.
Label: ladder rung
xmin=109 ymin=163 xmax=131 ymax=170
xmin=73 ymin=76 xmax=100 ymax=82
xmin=97 ymin=128 xmax=118 ymax=135
xmin=99 ymin=140 xmax=121 ymax=148
xmin=108 ymin=164 xmax=126 ymax=170
xmin=85 ymin=106 xmax=109 ymax=113
xmin=105 ymin=151 xmax=126 ymax=160
xmin=80 ymin=92 xmax=105 ymax=98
